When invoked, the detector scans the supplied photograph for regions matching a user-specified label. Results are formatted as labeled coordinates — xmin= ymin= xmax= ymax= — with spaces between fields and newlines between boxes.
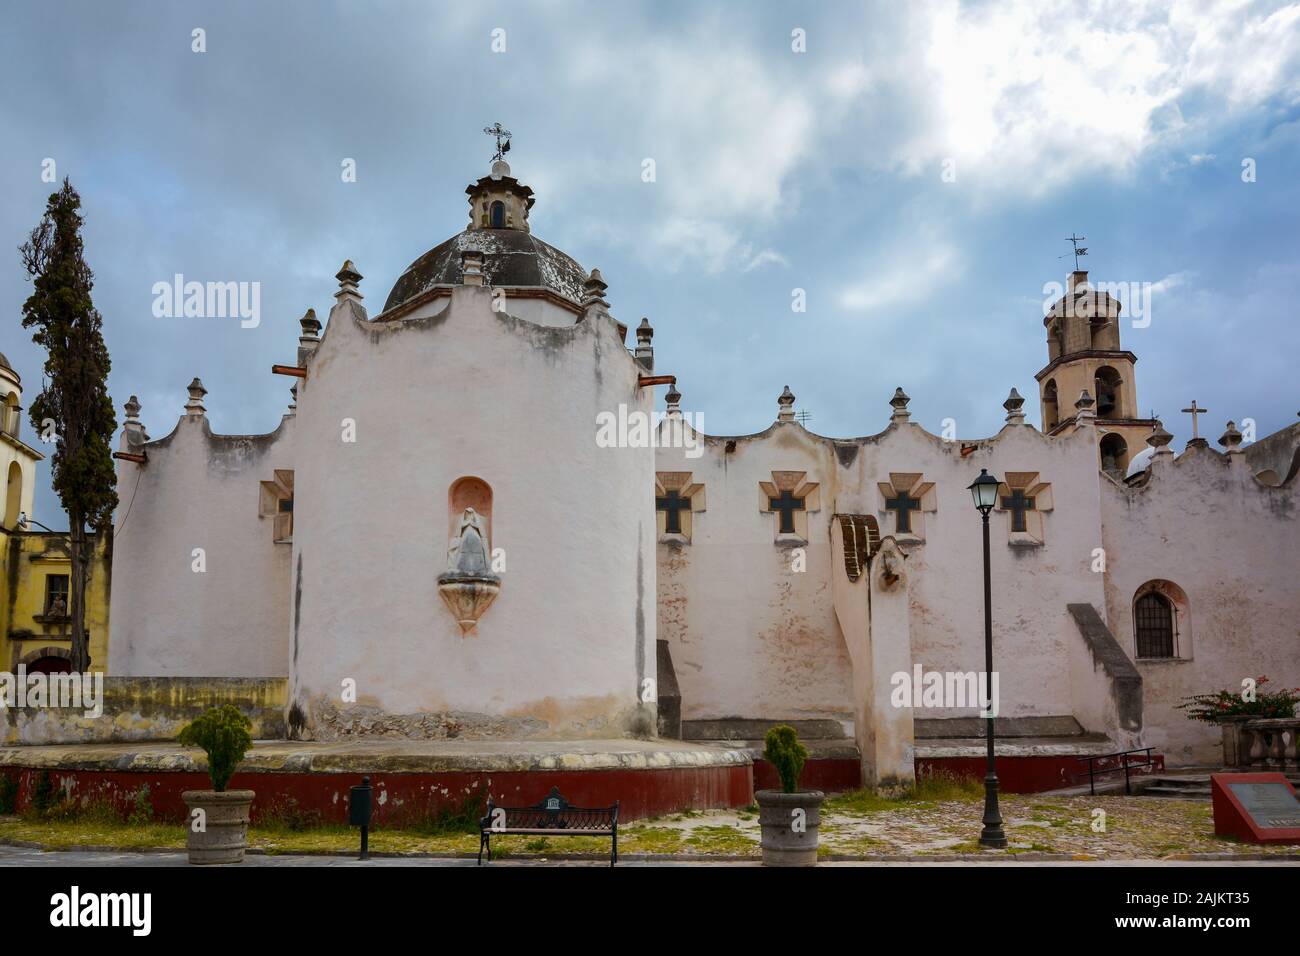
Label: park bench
xmin=478 ymin=786 xmax=620 ymax=865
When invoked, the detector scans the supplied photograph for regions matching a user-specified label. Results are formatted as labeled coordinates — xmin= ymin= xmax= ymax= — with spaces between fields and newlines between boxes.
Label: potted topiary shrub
xmin=755 ymin=724 xmax=825 ymax=866
xmin=178 ymin=704 xmax=255 ymax=864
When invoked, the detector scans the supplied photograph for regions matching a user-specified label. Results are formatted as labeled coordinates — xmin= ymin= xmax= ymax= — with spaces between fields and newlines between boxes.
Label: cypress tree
xmin=19 ymin=179 xmax=118 ymax=672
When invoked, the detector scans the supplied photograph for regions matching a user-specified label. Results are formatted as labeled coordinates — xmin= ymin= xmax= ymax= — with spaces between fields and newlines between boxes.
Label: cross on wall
xmin=655 ymin=490 xmax=693 ymax=535
xmin=758 ymin=471 xmax=821 ymax=539
xmin=883 ymin=491 xmax=922 ymax=534
xmin=1000 ymin=488 xmax=1036 ymax=533
xmin=767 ymin=490 xmax=806 ymax=534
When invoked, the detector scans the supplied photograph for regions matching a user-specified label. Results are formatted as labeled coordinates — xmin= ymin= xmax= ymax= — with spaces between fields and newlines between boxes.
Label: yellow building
xmin=0 ymin=352 xmax=110 ymax=674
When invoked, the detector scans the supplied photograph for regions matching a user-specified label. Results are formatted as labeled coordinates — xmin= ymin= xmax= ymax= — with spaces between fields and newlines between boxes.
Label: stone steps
xmin=1137 ymin=770 xmax=1300 ymax=800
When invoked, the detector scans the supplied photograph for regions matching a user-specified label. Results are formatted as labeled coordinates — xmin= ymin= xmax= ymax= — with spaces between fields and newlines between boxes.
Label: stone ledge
xmin=0 ymin=738 xmax=753 ymax=775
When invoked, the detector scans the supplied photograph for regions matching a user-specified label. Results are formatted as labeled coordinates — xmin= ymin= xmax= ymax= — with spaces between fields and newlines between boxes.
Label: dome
xmin=1125 ymin=445 xmax=1155 ymax=478
xmin=382 ymin=229 xmax=588 ymax=314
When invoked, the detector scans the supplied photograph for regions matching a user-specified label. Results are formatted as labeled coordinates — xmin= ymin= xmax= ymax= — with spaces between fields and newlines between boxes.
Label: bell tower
xmin=1035 ymin=270 xmax=1160 ymax=479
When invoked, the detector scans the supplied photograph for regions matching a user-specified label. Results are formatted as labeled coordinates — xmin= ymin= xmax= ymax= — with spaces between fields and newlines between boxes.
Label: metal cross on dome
xmin=484 ymin=123 xmax=512 ymax=162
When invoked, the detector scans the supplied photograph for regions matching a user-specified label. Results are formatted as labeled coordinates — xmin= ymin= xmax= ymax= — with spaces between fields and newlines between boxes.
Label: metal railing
xmin=1076 ymin=747 xmax=1156 ymax=795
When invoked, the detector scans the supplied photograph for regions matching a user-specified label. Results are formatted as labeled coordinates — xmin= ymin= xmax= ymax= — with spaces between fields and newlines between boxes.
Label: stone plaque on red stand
xmin=1211 ymin=772 xmax=1300 ymax=844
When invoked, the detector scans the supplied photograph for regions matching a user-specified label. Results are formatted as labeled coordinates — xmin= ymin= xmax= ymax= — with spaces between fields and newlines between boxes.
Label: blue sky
xmin=2 ymin=0 xmax=1298 ymax=526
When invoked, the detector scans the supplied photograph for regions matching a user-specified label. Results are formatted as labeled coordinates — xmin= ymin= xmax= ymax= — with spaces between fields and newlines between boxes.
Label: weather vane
xmin=1060 ymin=233 xmax=1088 ymax=270
xmin=483 ymin=123 xmax=512 ymax=162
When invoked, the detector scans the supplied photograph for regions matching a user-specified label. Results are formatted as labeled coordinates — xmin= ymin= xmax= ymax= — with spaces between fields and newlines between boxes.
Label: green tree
xmin=19 ymin=179 xmax=118 ymax=672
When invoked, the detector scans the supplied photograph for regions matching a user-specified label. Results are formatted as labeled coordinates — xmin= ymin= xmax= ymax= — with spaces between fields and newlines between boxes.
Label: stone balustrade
xmin=1225 ymin=717 xmax=1300 ymax=770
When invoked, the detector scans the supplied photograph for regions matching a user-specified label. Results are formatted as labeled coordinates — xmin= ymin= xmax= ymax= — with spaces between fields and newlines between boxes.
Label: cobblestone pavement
xmin=0 ymin=845 xmax=1292 ymax=867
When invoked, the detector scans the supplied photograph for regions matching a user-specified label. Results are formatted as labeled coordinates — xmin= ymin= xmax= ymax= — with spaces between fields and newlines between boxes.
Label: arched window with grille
xmin=490 ymin=200 xmax=505 ymax=228
xmin=1133 ymin=580 xmax=1185 ymax=660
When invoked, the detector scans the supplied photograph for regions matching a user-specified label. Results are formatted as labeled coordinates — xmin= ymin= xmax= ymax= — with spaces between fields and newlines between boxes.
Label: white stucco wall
xmin=656 ymin=408 xmax=1117 ymax=736
xmin=108 ymin=414 xmax=296 ymax=677
xmin=287 ymin=285 xmax=656 ymax=739
xmin=1100 ymin=445 xmax=1300 ymax=766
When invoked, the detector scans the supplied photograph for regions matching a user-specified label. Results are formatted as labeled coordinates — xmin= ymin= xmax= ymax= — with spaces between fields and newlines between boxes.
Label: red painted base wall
xmin=1 ymin=764 xmax=753 ymax=825
xmin=0 ymin=752 xmax=1162 ymax=827
xmin=919 ymin=754 xmax=1163 ymax=793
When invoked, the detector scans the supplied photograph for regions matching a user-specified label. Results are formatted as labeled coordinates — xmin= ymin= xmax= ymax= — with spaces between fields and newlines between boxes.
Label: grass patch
xmin=827 ymin=770 xmax=984 ymax=814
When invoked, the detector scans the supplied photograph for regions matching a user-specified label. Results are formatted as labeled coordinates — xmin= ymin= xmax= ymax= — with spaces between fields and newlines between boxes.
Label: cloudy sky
xmin=2 ymin=0 xmax=1298 ymax=525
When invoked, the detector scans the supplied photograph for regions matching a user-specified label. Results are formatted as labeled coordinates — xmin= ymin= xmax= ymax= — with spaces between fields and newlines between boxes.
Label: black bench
xmin=478 ymin=786 xmax=620 ymax=866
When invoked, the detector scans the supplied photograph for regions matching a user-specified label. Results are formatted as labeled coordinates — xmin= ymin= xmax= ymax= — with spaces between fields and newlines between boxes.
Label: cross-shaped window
xmin=883 ymin=491 xmax=922 ymax=534
xmin=768 ymin=490 xmax=806 ymax=534
xmin=1000 ymin=489 xmax=1036 ymax=533
xmin=655 ymin=490 xmax=693 ymax=535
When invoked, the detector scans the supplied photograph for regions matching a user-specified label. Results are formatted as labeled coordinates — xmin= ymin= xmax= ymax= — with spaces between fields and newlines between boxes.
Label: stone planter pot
xmin=181 ymin=790 xmax=255 ymax=865
xmin=755 ymin=789 xmax=825 ymax=867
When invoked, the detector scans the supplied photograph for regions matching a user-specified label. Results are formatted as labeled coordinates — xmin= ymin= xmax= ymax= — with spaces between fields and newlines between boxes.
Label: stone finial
xmin=461 ymin=250 xmax=485 ymax=286
xmin=581 ymin=268 xmax=610 ymax=325
xmin=123 ymin=395 xmax=142 ymax=424
xmin=335 ymin=260 xmax=363 ymax=302
xmin=490 ymin=159 xmax=511 ymax=181
xmin=1074 ymin=389 xmax=1096 ymax=422
xmin=297 ymin=308 xmax=322 ymax=365
xmin=299 ymin=308 xmax=321 ymax=338
xmin=665 ymin=384 xmax=682 ymax=417
xmin=1219 ymin=420 xmax=1244 ymax=455
xmin=1147 ymin=422 xmax=1174 ymax=458
xmin=1003 ymin=387 xmax=1026 ymax=425
xmin=634 ymin=318 xmax=654 ymax=371
xmin=185 ymin=377 xmax=207 ymax=417
xmin=778 ymin=385 xmax=796 ymax=422
xmin=581 ymin=268 xmax=609 ymax=309
xmin=288 ymin=384 xmax=298 ymax=414
xmin=889 ymin=387 xmax=911 ymax=424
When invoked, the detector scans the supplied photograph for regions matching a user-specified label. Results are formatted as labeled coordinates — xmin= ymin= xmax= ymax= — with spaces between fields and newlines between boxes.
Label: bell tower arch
xmin=1035 ymin=270 xmax=1160 ymax=479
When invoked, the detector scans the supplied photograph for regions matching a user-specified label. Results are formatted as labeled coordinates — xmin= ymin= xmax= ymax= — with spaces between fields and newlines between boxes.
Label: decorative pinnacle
xmin=581 ymin=268 xmax=609 ymax=312
xmin=299 ymin=308 xmax=321 ymax=338
xmin=778 ymin=385 xmax=796 ymax=421
xmin=123 ymin=395 xmax=141 ymax=422
xmin=889 ymin=387 xmax=911 ymax=423
xmin=1218 ymin=420 xmax=1243 ymax=453
xmin=1075 ymin=389 xmax=1096 ymax=411
xmin=636 ymin=317 xmax=654 ymax=343
xmin=1003 ymin=387 xmax=1025 ymax=423
xmin=1147 ymin=423 xmax=1173 ymax=453
xmin=185 ymin=377 xmax=207 ymax=415
xmin=335 ymin=260 xmax=363 ymax=302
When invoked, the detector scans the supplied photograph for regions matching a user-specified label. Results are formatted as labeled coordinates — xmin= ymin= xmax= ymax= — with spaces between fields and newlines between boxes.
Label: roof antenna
xmin=1059 ymin=233 xmax=1088 ymax=270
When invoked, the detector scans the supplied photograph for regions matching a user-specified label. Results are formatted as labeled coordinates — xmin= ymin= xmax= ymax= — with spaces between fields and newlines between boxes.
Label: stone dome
xmin=382 ymin=228 xmax=588 ymax=314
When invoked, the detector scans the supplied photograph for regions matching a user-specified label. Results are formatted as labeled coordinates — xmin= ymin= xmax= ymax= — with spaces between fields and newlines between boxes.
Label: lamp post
xmin=967 ymin=468 xmax=1007 ymax=849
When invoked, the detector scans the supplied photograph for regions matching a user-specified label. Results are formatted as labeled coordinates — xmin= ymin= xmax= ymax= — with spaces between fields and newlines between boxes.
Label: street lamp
xmin=967 ymin=468 xmax=1007 ymax=849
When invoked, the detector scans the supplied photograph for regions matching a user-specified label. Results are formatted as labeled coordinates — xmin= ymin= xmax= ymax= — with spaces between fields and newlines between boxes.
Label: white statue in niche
xmin=437 ymin=507 xmax=500 ymax=635
xmin=444 ymin=507 xmax=492 ymax=578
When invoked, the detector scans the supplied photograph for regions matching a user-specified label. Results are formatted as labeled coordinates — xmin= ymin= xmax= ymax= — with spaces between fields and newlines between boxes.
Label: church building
xmin=106 ymin=153 xmax=1300 ymax=785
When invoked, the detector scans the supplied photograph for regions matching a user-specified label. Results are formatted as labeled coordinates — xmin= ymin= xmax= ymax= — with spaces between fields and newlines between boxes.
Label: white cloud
xmin=838 ymin=244 xmax=960 ymax=314
xmin=822 ymin=0 xmax=1300 ymax=195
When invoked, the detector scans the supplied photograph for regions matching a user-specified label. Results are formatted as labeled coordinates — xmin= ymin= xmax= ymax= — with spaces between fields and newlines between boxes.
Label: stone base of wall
xmin=0 ymin=677 xmax=287 ymax=744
